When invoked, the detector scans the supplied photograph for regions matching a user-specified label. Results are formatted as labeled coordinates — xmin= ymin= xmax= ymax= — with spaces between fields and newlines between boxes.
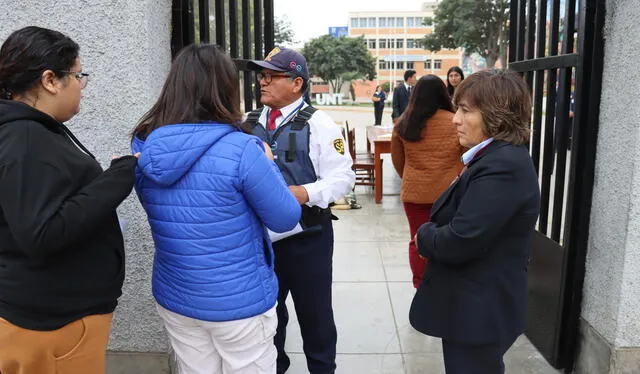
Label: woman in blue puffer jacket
xmin=131 ymin=44 xmax=301 ymax=374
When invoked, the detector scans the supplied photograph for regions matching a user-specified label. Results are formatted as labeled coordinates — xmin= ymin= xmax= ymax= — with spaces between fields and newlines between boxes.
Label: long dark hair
xmin=396 ymin=75 xmax=454 ymax=142
xmin=0 ymin=26 xmax=79 ymax=100
xmin=446 ymin=66 xmax=464 ymax=97
xmin=132 ymin=44 xmax=242 ymax=140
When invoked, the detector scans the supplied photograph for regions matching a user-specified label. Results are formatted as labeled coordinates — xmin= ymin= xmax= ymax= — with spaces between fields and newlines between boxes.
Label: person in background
xmin=372 ymin=85 xmax=386 ymax=125
xmin=245 ymin=46 xmax=355 ymax=374
xmin=409 ymin=69 xmax=540 ymax=374
xmin=446 ymin=66 xmax=465 ymax=98
xmin=392 ymin=69 xmax=417 ymax=124
xmin=131 ymin=44 xmax=301 ymax=374
xmin=0 ymin=26 xmax=138 ymax=374
xmin=391 ymin=75 xmax=464 ymax=289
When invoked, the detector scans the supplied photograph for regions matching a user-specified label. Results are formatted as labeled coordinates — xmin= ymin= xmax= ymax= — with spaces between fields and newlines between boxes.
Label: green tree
xmin=381 ymin=81 xmax=391 ymax=93
xmin=423 ymin=0 xmax=509 ymax=68
xmin=274 ymin=16 xmax=296 ymax=46
xmin=302 ymin=35 xmax=376 ymax=93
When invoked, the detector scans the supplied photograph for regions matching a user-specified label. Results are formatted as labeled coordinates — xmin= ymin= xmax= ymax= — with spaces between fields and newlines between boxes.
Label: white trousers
xmin=156 ymin=303 xmax=277 ymax=374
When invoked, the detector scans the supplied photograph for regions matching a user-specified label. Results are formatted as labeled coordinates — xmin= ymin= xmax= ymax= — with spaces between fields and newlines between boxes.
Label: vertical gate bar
xmin=171 ymin=0 xmax=185 ymax=57
xmin=531 ymin=0 xmax=548 ymax=178
xmin=253 ymin=0 xmax=263 ymax=58
xmin=263 ymin=0 xmax=275 ymax=52
xmin=509 ymin=0 xmax=519 ymax=63
xmin=215 ymin=0 xmax=226 ymax=48
xmin=517 ymin=0 xmax=527 ymax=61
xmin=549 ymin=0 xmax=562 ymax=57
xmin=185 ymin=0 xmax=196 ymax=47
xmin=253 ymin=0 xmax=263 ymax=104
xmin=230 ymin=0 xmax=238 ymax=57
xmin=562 ymin=0 xmax=577 ymax=56
xmin=539 ymin=0 xmax=562 ymax=235
xmin=198 ymin=0 xmax=210 ymax=43
xmin=242 ymin=0 xmax=253 ymax=112
xmin=550 ymin=0 xmax=578 ymax=241
xmin=531 ymin=68 xmax=543 ymax=175
xmin=559 ymin=0 xmax=606 ymax=370
xmin=524 ymin=0 xmax=537 ymax=87
xmin=538 ymin=67 xmax=556 ymax=235
xmin=550 ymin=66 xmax=572 ymax=241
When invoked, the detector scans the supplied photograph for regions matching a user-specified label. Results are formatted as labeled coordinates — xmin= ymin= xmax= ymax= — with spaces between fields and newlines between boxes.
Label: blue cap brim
xmin=246 ymin=60 xmax=287 ymax=72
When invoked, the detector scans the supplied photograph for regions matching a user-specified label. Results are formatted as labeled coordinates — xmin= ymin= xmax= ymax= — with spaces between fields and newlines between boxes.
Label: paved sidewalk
xmin=278 ymin=108 xmax=561 ymax=373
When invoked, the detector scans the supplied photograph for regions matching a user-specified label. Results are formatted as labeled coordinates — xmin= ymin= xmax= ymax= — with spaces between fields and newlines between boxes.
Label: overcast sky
xmin=274 ymin=0 xmax=426 ymax=47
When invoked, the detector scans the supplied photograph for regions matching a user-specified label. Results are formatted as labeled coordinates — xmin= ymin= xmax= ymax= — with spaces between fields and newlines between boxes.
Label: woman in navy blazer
xmin=409 ymin=69 xmax=540 ymax=374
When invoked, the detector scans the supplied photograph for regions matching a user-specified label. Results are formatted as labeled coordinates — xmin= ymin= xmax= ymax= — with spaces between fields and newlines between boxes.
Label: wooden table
xmin=366 ymin=126 xmax=393 ymax=204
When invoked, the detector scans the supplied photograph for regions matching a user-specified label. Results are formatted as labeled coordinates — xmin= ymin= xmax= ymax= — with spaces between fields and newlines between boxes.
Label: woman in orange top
xmin=391 ymin=75 xmax=465 ymax=288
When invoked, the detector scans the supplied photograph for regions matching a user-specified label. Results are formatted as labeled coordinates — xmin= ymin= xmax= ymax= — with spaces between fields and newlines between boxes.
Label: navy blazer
xmin=409 ymin=140 xmax=540 ymax=346
xmin=392 ymin=84 xmax=410 ymax=119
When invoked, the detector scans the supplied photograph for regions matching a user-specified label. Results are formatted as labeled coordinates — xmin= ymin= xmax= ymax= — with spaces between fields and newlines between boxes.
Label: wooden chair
xmin=345 ymin=121 xmax=373 ymax=158
xmin=347 ymin=127 xmax=379 ymax=187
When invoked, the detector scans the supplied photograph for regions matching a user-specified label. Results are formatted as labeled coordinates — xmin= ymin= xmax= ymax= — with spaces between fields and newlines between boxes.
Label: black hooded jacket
xmin=0 ymin=100 xmax=137 ymax=330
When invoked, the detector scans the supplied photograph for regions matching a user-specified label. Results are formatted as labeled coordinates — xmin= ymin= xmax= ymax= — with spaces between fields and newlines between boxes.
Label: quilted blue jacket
xmin=132 ymin=123 xmax=301 ymax=322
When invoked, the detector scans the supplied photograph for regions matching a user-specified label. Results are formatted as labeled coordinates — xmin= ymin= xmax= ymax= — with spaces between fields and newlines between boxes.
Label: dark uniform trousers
xmin=374 ymin=104 xmax=384 ymax=125
xmin=273 ymin=213 xmax=336 ymax=374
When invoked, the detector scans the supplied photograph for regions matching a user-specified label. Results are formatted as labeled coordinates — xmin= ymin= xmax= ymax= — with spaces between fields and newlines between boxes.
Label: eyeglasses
xmin=61 ymin=71 xmax=90 ymax=89
xmin=257 ymin=72 xmax=294 ymax=84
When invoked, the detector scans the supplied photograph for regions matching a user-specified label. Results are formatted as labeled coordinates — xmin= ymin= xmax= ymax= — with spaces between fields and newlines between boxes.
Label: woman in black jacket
xmin=0 ymin=27 xmax=138 ymax=374
xmin=409 ymin=70 xmax=540 ymax=374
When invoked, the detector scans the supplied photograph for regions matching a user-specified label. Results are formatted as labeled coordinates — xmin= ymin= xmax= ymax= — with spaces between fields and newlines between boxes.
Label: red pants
xmin=403 ymin=202 xmax=433 ymax=288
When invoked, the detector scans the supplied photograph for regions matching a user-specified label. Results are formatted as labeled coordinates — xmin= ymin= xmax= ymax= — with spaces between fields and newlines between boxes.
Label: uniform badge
xmin=333 ymin=138 xmax=345 ymax=155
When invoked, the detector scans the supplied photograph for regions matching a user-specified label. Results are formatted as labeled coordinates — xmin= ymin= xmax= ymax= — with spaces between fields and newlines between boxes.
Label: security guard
xmin=246 ymin=47 xmax=355 ymax=374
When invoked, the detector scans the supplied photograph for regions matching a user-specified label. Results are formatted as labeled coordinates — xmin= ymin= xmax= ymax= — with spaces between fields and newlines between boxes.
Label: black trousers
xmin=374 ymin=105 xmax=384 ymax=125
xmin=442 ymin=338 xmax=514 ymax=374
xmin=273 ymin=216 xmax=336 ymax=374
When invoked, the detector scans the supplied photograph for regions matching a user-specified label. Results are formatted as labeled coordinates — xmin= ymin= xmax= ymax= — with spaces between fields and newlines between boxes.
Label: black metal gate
xmin=171 ymin=0 xmax=275 ymax=111
xmin=508 ymin=0 xmax=605 ymax=371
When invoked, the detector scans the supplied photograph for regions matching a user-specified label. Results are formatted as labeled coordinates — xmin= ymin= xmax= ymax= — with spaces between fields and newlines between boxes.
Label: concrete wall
xmin=0 ymin=0 xmax=173 ymax=357
xmin=577 ymin=0 xmax=640 ymax=371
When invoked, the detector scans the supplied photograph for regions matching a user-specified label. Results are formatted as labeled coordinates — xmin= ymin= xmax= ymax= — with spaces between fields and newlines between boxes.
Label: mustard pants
xmin=0 ymin=313 xmax=113 ymax=374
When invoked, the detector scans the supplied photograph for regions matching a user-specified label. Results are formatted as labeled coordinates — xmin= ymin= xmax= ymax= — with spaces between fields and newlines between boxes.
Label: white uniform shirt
xmin=256 ymin=97 xmax=355 ymax=209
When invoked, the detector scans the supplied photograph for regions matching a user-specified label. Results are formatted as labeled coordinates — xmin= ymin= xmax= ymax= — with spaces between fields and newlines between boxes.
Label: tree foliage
xmin=274 ymin=16 xmax=296 ymax=46
xmin=381 ymin=81 xmax=391 ymax=93
xmin=423 ymin=0 xmax=509 ymax=68
xmin=302 ymin=35 xmax=376 ymax=93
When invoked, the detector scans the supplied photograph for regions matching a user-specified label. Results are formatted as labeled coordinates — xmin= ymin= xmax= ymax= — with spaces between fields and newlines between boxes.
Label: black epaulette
xmin=290 ymin=106 xmax=317 ymax=130
xmin=244 ymin=109 xmax=263 ymax=129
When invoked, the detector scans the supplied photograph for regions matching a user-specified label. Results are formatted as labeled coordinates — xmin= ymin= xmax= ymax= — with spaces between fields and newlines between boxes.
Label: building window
xmin=396 ymin=39 xmax=404 ymax=49
xmin=407 ymin=39 xmax=415 ymax=49
xmin=387 ymin=17 xmax=395 ymax=27
xmin=416 ymin=17 xmax=425 ymax=27
xmin=379 ymin=39 xmax=387 ymax=49
xmin=407 ymin=17 xmax=415 ymax=27
xmin=367 ymin=39 xmax=376 ymax=49
xmin=396 ymin=17 xmax=404 ymax=27
xmin=360 ymin=18 xmax=369 ymax=28
xmin=379 ymin=17 xmax=387 ymax=27
xmin=380 ymin=61 xmax=396 ymax=70
xmin=350 ymin=18 xmax=358 ymax=28
xmin=388 ymin=39 xmax=395 ymax=48
xmin=407 ymin=62 xmax=414 ymax=69
xmin=434 ymin=59 xmax=442 ymax=69
xmin=397 ymin=61 xmax=405 ymax=70
xmin=424 ymin=59 xmax=432 ymax=69
xmin=368 ymin=17 xmax=376 ymax=28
